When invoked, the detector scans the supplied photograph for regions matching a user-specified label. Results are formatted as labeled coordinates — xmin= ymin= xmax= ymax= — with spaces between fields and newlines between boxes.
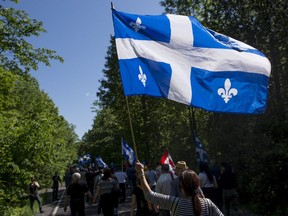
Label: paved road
xmin=36 ymin=186 xmax=131 ymax=216
xmin=36 ymin=186 xmax=259 ymax=216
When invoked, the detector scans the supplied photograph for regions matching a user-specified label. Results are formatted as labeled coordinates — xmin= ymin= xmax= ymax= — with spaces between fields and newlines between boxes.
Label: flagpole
xmin=121 ymin=138 xmax=123 ymax=171
xmin=189 ymin=107 xmax=196 ymax=140
xmin=189 ymin=106 xmax=198 ymax=165
xmin=125 ymin=96 xmax=138 ymax=160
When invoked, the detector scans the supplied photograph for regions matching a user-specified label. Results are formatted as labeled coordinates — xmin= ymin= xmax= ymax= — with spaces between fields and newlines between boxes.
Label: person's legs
xmin=35 ymin=195 xmax=43 ymax=213
xmin=70 ymin=206 xmax=77 ymax=216
xmin=55 ymin=187 xmax=58 ymax=200
xmin=119 ymin=183 xmax=126 ymax=202
xmin=29 ymin=196 xmax=35 ymax=211
xmin=102 ymin=207 xmax=114 ymax=216
xmin=52 ymin=188 xmax=56 ymax=200
xmin=223 ymin=189 xmax=233 ymax=216
xmin=77 ymin=202 xmax=86 ymax=216
xmin=70 ymin=200 xmax=79 ymax=216
xmin=101 ymin=194 xmax=114 ymax=216
xmin=231 ymin=189 xmax=240 ymax=214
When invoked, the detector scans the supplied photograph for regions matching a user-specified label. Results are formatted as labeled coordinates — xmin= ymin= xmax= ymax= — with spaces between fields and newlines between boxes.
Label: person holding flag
xmin=135 ymin=160 xmax=223 ymax=216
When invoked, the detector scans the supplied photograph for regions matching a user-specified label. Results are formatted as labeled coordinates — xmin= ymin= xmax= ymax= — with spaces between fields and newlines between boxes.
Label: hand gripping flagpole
xmin=125 ymin=96 xmax=138 ymax=160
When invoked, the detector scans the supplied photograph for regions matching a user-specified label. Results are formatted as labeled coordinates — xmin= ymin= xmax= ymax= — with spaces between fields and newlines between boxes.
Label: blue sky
xmin=4 ymin=0 xmax=164 ymax=138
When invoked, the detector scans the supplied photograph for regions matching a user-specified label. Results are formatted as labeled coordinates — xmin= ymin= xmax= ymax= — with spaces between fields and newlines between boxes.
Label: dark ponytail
xmin=180 ymin=170 xmax=204 ymax=216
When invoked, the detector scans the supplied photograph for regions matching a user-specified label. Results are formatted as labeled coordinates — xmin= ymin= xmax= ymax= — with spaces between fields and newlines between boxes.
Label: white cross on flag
xmin=112 ymin=9 xmax=271 ymax=114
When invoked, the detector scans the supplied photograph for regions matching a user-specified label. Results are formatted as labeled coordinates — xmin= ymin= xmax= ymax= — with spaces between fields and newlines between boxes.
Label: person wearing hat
xmin=170 ymin=161 xmax=189 ymax=197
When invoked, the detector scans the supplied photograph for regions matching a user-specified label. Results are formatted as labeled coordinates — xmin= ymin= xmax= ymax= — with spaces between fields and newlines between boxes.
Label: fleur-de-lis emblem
xmin=129 ymin=17 xmax=146 ymax=32
xmin=138 ymin=65 xmax=147 ymax=87
xmin=217 ymin=78 xmax=238 ymax=103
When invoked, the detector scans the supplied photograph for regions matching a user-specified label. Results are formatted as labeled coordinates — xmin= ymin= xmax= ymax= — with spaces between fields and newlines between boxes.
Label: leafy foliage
xmin=0 ymin=69 xmax=78 ymax=215
xmin=0 ymin=3 xmax=63 ymax=74
xmin=0 ymin=1 xmax=78 ymax=214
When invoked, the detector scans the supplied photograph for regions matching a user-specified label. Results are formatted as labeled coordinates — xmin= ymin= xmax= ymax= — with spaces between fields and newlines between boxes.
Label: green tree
xmin=0 ymin=1 xmax=78 ymax=214
xmin=0 ymin=2 xmax=63 ymax=75
xmin=0 ymin=69 xmax=78 ymax=214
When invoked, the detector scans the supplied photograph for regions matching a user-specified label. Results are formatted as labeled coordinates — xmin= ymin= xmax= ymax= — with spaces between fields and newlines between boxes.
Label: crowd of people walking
xmin=37 ymin=159 xmax=241 ymax=216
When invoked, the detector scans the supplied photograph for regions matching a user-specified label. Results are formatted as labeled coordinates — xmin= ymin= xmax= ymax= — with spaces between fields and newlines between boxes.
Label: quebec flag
xmin=194 ymin=132 xmax=209 ymax=166
xmin=122 ymin=140 xmax=136 ymax=166
xmin=96 ymin=157 xmax=107 ymax=169
xmin=112 ymin=9 xmax=271 ymax=114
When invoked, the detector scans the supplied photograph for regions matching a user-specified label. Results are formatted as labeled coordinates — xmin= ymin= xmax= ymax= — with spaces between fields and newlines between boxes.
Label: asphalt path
xmin=36 ymin=186 xmax=131 ymax=216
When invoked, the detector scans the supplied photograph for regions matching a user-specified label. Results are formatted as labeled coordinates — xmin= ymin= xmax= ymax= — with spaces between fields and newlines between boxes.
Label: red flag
xmin=160 ymin=150 xmax=175 ymax=169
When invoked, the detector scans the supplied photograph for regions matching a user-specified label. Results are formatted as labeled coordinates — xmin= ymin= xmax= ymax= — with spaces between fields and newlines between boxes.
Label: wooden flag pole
xmin=125 ymin=96 xmax=138 ymax=160
xmin=189 ymin=106 xmax=196 ymax=140
xmin=121 ymin=138 xmax=124 ymax=171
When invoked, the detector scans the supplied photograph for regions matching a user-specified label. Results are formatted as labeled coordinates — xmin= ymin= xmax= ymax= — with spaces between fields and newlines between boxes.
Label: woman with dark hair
xmin=198 ymin=162 xmax=218 ymax=204
xmin=93 ymin=168 xmax=120 ymax=216
xmin=135 ymin=161 xmax=223 ymax=216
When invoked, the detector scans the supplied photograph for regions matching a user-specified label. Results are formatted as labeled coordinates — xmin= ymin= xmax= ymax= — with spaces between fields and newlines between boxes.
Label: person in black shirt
xmin=64 ymin=172 xmax=92 ymax=216
xmin=52 ymin=172 xmax=61 ymax=201
xmin=29 ymin=176 xmax=44 ymax=214
xmin=219 ymin=162 xmax=240 ymax=216
xmin=85 ymin=167 xmax=95 ymax=202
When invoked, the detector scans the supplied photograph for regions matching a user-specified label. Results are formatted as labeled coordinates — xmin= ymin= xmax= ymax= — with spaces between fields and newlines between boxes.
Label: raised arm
xmin=135 ymin=161 xmax=152 ymax=195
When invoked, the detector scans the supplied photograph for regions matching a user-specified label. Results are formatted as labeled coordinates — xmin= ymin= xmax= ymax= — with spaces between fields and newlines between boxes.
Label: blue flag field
xmin=112 ymin=9 xmax=271 ymax=114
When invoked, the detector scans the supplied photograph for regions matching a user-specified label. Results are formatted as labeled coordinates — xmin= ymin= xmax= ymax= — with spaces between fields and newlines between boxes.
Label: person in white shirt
xmin=198 ymin=161 xmax=218 ymax=206
xmin=114 ymin=169 xmax=127 ymax=202
xmin=156 ymin=164 xmax=175 ymax=216
xmin=145 ymin=164 xmax=158 ymax=191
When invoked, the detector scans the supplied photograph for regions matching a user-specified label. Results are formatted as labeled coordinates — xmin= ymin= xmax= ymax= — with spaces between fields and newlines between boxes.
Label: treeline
xmin=81 ymin=0 xmax=288 ymax=215
xmin=0 ymin=2 xmax=78 ymax=215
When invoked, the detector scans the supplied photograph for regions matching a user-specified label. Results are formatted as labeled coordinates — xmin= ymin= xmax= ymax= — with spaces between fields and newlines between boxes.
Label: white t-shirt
xmin=146 ymin=170 xmax=158 ymax=187
xmin=156 ymin=173 xmax=174 ymax=195
xmin=114 ymin=171 xmax=127 ymax=184
xmin=198 ymin=172 xmax=215 ymax=188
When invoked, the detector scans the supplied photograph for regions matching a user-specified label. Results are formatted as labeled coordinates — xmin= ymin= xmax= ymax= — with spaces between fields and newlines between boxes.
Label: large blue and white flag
xmin=112 ymin=9 xmax=271 ymax=114
xmin=122 ymin=139 xmax=136 ymax=166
